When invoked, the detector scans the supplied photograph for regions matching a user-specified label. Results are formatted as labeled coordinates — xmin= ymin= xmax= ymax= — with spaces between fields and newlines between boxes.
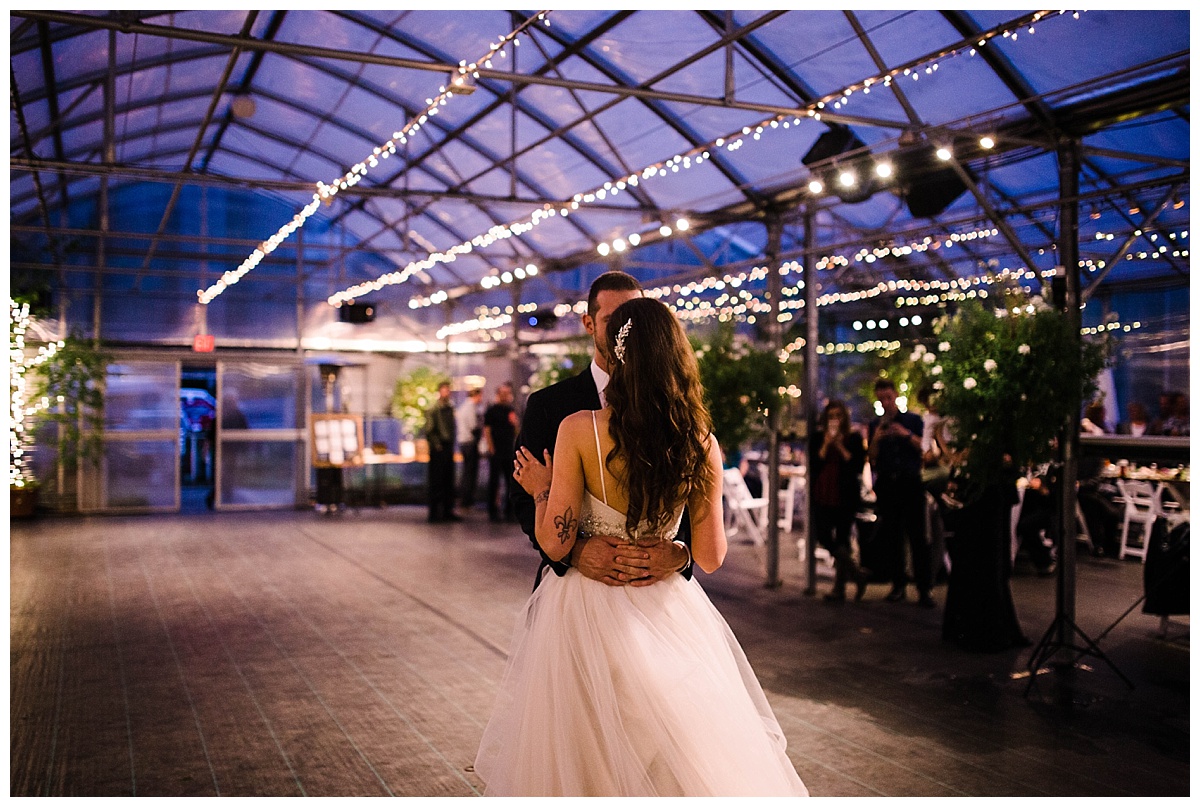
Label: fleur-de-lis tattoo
xmin=553 ymin=507 xmax=577 ymax=545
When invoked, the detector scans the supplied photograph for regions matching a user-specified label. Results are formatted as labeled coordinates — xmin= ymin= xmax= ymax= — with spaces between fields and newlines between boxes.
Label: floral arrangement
xmin=390 ymin=365 xmax=449 ymax=439
xmin=924 ymin=291 xmax=1108 ymax=501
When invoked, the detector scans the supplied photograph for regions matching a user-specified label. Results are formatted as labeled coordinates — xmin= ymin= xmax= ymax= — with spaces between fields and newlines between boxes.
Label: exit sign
xmin=192 ymin=334 xmax=215 ymax=352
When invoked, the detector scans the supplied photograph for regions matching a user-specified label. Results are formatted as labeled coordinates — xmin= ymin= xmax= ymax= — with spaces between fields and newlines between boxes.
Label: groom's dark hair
xmin=586 ymin=271 xmax=642 ymax=318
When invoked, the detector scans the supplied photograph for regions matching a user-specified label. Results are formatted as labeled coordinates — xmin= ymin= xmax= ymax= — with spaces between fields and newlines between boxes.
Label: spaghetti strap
xmin=591 ymin=410 xmax=608 ymax=506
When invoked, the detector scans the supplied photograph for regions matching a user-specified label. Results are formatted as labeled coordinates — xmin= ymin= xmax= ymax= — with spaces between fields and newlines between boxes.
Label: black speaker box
xmin=898 ymin=146 xmax=972 ymax=218
xmin=802 ymin=128 xmax=866 ymax=167
xmin=338 ymin=301 xmax=376 ymax=323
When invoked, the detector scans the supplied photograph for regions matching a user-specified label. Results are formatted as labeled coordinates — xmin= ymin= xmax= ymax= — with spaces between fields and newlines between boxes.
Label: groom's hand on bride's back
xmin=572 ymin=533 xmax=659 ymax=587
xmin=572 ymin=534 xmax=688 ymax=587
xmin=627 ymin=538 xmax=689 ymax=587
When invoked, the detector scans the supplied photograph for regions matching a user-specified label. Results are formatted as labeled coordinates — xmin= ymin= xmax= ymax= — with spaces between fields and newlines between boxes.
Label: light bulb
xmin=936 ymin=147 xmax=953 ymax=161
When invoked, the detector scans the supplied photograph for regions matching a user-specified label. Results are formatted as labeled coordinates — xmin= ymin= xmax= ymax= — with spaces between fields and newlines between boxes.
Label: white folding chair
xmin=1115 ymin=478 xmax=1157 ymax=562
xmin=723 ymin=467 xmax=769 ymax=545
xmin=756 ymin=462 xmax=804 ymax=533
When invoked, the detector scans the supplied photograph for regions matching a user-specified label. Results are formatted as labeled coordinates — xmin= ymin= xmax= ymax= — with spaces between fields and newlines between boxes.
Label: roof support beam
xmin=132 ymin=12 xmax=260 ymax=291
xmin=1082 ymin=182 xmax=1183 ymax=300
xmin=11 ymin=10 xmax=907 ymax=130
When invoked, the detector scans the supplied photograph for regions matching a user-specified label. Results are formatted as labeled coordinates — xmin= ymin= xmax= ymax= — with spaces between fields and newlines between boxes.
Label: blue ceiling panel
xmin=7 ymin=8 xmax=1189 ymax=350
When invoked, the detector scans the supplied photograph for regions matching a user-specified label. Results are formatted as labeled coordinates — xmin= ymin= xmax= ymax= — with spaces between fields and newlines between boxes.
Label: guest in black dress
xmin=811 ymin=400 xmax=867 ymax=602
xmin=941 ymin=456 xmax=1030 ymax=652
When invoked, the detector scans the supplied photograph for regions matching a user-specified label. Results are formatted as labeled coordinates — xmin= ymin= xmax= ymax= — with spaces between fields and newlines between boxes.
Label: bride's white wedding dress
xmin=474 ymin=422 xmax=808 ymax=796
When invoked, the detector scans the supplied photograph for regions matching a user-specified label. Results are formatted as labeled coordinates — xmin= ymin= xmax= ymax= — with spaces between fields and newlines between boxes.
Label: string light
xmin=199 ymin=12 xmax=553 ymax=305
xmin=325 ymin=9 xmax=1086 ymax=310
xmin=9 ymin=300 xmax=65 ymax=489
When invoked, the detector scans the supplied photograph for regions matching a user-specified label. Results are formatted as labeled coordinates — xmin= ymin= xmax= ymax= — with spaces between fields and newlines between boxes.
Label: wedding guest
xmin=1151 ymin=391 xmax=1180 ymax=435
xmin=867 ymin=378 xmax=934 ymax=608
xmin=1116 ymin=402 xmax=1155 ymax=436
xmin=424 ymin=381 xmax=461 ymax=523
xmin=456 ymin=387 xmax=484 ymax=508
xmin=1161 ymin=394 xmax=1190 ymax=436
xmin=483 ymin=382 xmax=518 ymax=522
xmin=811 ymin=400 xmax=867 ymax=602
xmin=1080 ymin=401 xmax=1108 ymax=435
xmin=1014 ymin=469 xmax=1057 ymax=576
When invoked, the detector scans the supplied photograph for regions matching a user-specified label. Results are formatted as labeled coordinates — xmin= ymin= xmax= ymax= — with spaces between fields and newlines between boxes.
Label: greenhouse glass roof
xmin=9 ymin=9 xmax=1191 ymax=351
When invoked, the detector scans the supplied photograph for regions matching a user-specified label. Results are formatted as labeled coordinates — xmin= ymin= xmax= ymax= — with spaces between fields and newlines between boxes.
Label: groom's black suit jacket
xmin=511 ymin=368 xmax=694 ymax=588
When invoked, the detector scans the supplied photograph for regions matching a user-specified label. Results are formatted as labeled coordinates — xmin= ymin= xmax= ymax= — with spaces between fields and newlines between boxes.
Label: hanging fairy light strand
xmin=8 ymin=299 xmax=65 ymax=489
xmin=351 ymin=9 xmax=1085 ymax=312
xmin=197 ymin=12 xmax=553 ymax=305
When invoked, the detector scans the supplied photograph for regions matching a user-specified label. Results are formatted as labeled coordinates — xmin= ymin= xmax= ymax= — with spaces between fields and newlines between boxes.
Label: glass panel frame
xmin=215 ymin=360 xmax=309 ymax=510
xmin=79 ymin=359 xmax=180 ymax=513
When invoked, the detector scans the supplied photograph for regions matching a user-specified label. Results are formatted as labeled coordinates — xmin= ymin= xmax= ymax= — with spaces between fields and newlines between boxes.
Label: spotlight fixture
xmin=979 ymin=135 xmax=996 ymax=149
xmin=801 ymin=127 xmax=879 ymax=204
xmin=447 ymin=71 xmax=478 ymax=95
xmin=808 ymin=179 xmax=824 ymax=194
xmin=936 ymin=146 xmax=953 ymax=161
xmin=875 ymin=162 xmax=893 ymax=178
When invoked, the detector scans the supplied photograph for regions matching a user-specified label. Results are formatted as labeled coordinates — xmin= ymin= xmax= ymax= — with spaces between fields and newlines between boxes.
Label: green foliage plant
xmin=691 ymin=321 xmax=788 ymax=458
xmin=529 ymin=342 xmax=593 ymax=392
xmin=31 ymin=335 xmax=108 ymax=475
xmin=927 ymin=291 xmax=1108 ymax=502
xmin=391 ymin=365 xmax=450 ymax=439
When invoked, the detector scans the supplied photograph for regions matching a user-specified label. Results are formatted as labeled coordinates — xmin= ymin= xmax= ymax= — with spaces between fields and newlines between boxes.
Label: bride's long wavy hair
xmin=604 ymin=297 xmax=714 ymax=537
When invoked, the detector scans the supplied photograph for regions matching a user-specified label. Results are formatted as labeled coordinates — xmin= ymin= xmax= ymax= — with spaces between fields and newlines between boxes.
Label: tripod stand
xmin=1023 ymin=463 xmax=1132 ymax=695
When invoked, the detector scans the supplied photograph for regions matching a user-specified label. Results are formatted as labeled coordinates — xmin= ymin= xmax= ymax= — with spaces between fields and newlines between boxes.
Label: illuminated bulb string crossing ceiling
xmin=196 ymin=10 xmax=1084 ymax=310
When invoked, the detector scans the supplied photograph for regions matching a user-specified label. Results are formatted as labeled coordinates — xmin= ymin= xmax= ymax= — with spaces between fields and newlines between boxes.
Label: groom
xmin=512 ymin=270 xmax=693 ymax=590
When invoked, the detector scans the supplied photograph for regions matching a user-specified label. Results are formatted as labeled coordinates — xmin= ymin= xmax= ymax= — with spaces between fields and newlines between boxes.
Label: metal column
xmin=803 ymin=205 xmax=820 ymax=595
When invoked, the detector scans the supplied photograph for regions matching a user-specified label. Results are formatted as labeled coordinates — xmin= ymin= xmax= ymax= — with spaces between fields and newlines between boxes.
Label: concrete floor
xmin=9 ymin=505 xmax=1190 ymax=797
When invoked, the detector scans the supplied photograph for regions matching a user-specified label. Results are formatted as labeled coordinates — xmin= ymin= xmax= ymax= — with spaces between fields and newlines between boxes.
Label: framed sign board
xmin=311 ymin=414 xmax=364 ymax=467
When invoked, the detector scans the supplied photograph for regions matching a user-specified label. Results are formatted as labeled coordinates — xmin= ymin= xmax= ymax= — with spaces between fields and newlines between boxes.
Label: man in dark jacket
xmin=512 ymin=271 xmax=692 ymax=590
xmin=868 ymin=377 xmax=934 ymax=607
xmin=425 ymin=381 xmax=461 ymax=523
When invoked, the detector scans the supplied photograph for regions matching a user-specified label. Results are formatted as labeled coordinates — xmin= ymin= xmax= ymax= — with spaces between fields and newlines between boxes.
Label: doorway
xmin=181 ymin=363 xmax=217 ymax=512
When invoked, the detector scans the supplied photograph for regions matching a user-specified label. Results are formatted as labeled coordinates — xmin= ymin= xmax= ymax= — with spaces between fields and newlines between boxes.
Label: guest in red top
xmin=811 ymin=400 xmax=867 ymax=602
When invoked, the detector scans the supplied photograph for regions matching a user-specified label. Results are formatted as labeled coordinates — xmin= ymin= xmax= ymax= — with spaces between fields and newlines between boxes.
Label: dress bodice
xmin=579 ymin=491 xmax=683 ymax=543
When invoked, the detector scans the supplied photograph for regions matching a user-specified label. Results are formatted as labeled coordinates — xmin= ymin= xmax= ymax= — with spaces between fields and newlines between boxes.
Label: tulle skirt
xmin=474 ymin=569 xmax=808 ymax=797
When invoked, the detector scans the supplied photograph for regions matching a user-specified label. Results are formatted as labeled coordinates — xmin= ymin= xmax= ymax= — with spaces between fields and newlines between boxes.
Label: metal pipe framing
xmin=802 ymin=205 xmax=819 ymax=597
xmin=12 ymin=9 xmax=908 ymax=131
xmin=1082 ymin=182 xmax=1184 ymax=301
xmin=943 ymin=156 xmax=1050 ymax=284
xmin=764 ymin=209 xmax=784 ymax=590
xmin=133 ymin=12 xmax=259 ymax=290
xmin=1054 ymin=137 xmax=1082 ymax=652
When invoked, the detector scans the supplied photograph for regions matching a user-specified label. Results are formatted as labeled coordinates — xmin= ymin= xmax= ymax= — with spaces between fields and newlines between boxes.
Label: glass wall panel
xmin=219 ymin=440 xmax=302 ymax=507
xmin=220 ymin=362 xmax=303 ymax=429
xmin=79 ymin=440 xmax=178 ymax=511
xmin=104 ymin=361 xmax=180 ymax=432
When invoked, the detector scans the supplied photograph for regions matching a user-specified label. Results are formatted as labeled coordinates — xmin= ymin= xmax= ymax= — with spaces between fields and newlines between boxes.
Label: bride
xmin=473 ymin=297 xmax=808 ymax=797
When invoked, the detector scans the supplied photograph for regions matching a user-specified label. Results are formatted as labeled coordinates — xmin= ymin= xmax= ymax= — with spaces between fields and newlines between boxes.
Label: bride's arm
xmin=686 ymin=436 xmax=728 ymax=574
xmin=514 ymin=420 xmax=585 ymax=563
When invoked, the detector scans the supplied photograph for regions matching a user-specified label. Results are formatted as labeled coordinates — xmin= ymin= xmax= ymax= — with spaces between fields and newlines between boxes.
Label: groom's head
xmin=584 ymin=271 xmax=643 ymax=373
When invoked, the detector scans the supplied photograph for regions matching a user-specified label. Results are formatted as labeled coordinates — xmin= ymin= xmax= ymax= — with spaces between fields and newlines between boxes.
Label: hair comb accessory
xmin=613 ymin=318 xmax=633 ymax=363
